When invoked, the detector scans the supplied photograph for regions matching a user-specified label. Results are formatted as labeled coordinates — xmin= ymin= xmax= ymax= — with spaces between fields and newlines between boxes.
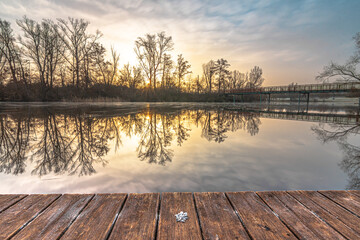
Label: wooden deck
xmin=0 ymin=191 xmax=359 ymax=239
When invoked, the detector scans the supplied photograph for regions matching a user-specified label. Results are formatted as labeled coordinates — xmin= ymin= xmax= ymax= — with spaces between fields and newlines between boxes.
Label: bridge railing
xmin=227 ymin=82 xmax=360 ymax=94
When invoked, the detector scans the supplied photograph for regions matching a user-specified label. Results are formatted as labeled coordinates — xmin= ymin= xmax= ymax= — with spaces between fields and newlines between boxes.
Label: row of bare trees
xmin=134 ymin=33 xmax=265 ymax=93
xmin=134 ymin=32 xmax=194 ymax=90
xmin=0 ymin=17 xmax=120 ymax=92
xmin=0 ymin=16 xmax=265 ymax=100
xmin=202 ymin=59 xmax=264 ymax=94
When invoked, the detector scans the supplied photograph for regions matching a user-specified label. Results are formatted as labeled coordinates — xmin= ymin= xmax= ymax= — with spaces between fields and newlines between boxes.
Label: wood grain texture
xmin=11 ymin=194 xmax=93 ymax=240
xmin=319 ymin=190 xmax=360 ymax=216
xmin=0 ymin=194 xmax=60 ymax=239
xmin=227 ymin=192 xmax=296 ymax=239
xmin=0 ymin=194 xmax=27 ymax=213
xmin=0 ymin=191 xmax=359 ymax=239
xmin=258 ymin=191 xmax=343 ymax=239
xmin=61 ymin=193 xmax=127 ymax=240
xmin=108 ymin=193 xmax=159 ymax=240
xmin=157 ymin=192 xmax=202 ymax=240
xmin=349 ymin=190 xmax=360 ymax=198
xmin=288 ymin=191 xmax=360 ymax=239
xmin=194 ymin=192 xmax=250 ymax=240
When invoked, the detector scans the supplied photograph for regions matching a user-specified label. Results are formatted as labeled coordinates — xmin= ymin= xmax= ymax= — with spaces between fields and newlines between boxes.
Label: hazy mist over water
xmin=0 ymin=102 xmax=359 ymax=193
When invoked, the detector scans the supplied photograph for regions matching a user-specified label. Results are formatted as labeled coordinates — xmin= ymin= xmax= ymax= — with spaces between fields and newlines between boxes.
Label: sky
xmin=0 ymin=0 xmax=359 ymax=86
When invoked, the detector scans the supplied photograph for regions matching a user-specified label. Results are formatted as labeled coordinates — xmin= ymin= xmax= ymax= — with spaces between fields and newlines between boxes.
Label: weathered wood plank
xmin=60 ymin=193 xmax=127 ymax=240
xmin=108 ymin=193 xmax=159 ymax=240
xmin=319 ymin=190 xmax=360 ymax=216
xmin=293 ymin=191 xmax=360 ymax=233
xmin=0 ymin=191 xmax=358 ymax=240
xmin=227 ymin=192 xmax=296 ymax=239
xmin=194 ymin=192 xmax=250 ymax=240
xmin=0 ymin=194 xmax=27 ymax=213
xmin=258 ymin=191 xmax=345 ymax=239
xmin=11 ymin=194 xmax=93 ymax=240
xmin=288 ymin=191 xmax=360 ymax=239
xmin=0 ymin=194 xmax=60 ymax=239
xmin=349 ymin=190 xmax=360 ymax=198
xmin=157 ymin=192 xmax=202 ymax=240
xmin=271 ymin=191 xmax=346 ymax=239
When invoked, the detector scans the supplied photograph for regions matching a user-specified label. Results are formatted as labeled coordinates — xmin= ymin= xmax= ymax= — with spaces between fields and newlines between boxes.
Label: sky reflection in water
xmin=0 ymin=102 xmax=359 ymax=193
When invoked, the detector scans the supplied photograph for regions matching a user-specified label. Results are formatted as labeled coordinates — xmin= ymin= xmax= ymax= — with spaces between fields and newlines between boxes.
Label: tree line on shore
xmin=0 ymin=16 xmax=265 ymax=101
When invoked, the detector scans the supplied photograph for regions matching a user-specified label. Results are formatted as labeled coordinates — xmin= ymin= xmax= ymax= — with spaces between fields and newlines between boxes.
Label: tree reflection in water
xmin=312 ymin=122 xmax=360 ymax=189
xmin=0 ymin=106 xmax=262 ymax=176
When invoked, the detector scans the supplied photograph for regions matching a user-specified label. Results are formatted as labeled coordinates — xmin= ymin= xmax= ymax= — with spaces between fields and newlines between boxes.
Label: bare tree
xmin=91 ymin=42 xmax=107 ymax=85
xmin=175 ymin=54 xmax=191 ymax=90
xmin=247 ymin=66 xmax=264 ymax=88
xmin=193 ymin=75 xmax=203 ymax=94
xmin=0 ymin=19 xmax=25 ymax=86
xmin=119 ymin=63 xmax=131 ymax=86
xmin=57 ymin=17 xmax=102 ymax=88
xmin=228 ymin=70 xmax=245 ymax=90
xmin=108 ymin=47 xmax=120 ymax=85
xmin=120 ymin=64 xmax=144 ymax=89
xmin=132 ymin=66 xmax=144 ymax=89
xmin=317 ymin=33 xmax=360 ymax=82
xmin=0 ymin=44 xmax=7 ymax=84
xmin=212 ymin=58 xmax=230 ymax=93
xmin=202 ymin=60 xmax=216 ymax=93
xmin=94 ymin=45 xmax=119 ymax=86
xmin=134 ymin=32 xmax=173 ymax=89
xmin=17 ymin=17 xmax=65 ymax=91
xmin=161 ymin=53 xmax=173 ymax=88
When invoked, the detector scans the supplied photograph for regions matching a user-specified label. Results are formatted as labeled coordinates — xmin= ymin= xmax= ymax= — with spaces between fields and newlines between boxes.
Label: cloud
xmin=0 ymin=0 xmax=359 ymax=85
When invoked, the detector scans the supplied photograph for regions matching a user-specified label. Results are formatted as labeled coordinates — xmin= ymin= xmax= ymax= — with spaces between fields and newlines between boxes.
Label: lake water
xmin=0 ymin=102 xmax=359 ymax=193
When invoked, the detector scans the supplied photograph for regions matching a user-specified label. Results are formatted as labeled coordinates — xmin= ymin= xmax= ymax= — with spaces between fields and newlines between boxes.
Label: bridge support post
xmin=268 ymin=93 xmax=271 ymax=104
xmin=298 ymin=93 xmax=301 ymax=105
xmin=306 ymin=95 xmax=309 ymax=112
xmin=260 ymin=93 xmax=262 ymax=104
xmin=233 ymin=95 xmax=235 ymax=104
xmin=306 ymin=93 xmax=310 ymax=104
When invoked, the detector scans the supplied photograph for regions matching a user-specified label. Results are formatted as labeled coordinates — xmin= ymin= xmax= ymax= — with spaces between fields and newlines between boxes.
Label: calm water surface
xmin=0 ymin=102 xmax=359 ymax=193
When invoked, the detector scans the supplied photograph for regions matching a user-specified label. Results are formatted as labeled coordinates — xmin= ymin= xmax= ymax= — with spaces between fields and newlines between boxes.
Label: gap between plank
xmin=104 ymin=194 xmax=129 ymax=240
xmin=224 ymin=193 xmax=253 ymax=240
xmin=153 ymin=193 xmax=161 ymax=240
xmin=347 ymin=190 xmax=360 ymax=198
xmin=285 ymin=191 xmax=350 ymax=240
xmin=317 ymin=191 xmax=360 ymax=218
xmin=255 ymin=192 xmax=301 ymax=240
xmin=192 ymin=193 xmax=205 ymax=240
xmin=0 ymin=195 xmax=28 ymax=214
xmin=56 ymin=194 xmax=96 ymax=240
xmin=8 ymin=194 xmax=63 ymax=240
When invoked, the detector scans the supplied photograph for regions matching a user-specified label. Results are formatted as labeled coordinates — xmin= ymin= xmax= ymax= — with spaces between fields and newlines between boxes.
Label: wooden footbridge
xmin=1 ymin=190 xmax=360 ymax=239
xmin=227 ymin=82 xmax=360 ymax=103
